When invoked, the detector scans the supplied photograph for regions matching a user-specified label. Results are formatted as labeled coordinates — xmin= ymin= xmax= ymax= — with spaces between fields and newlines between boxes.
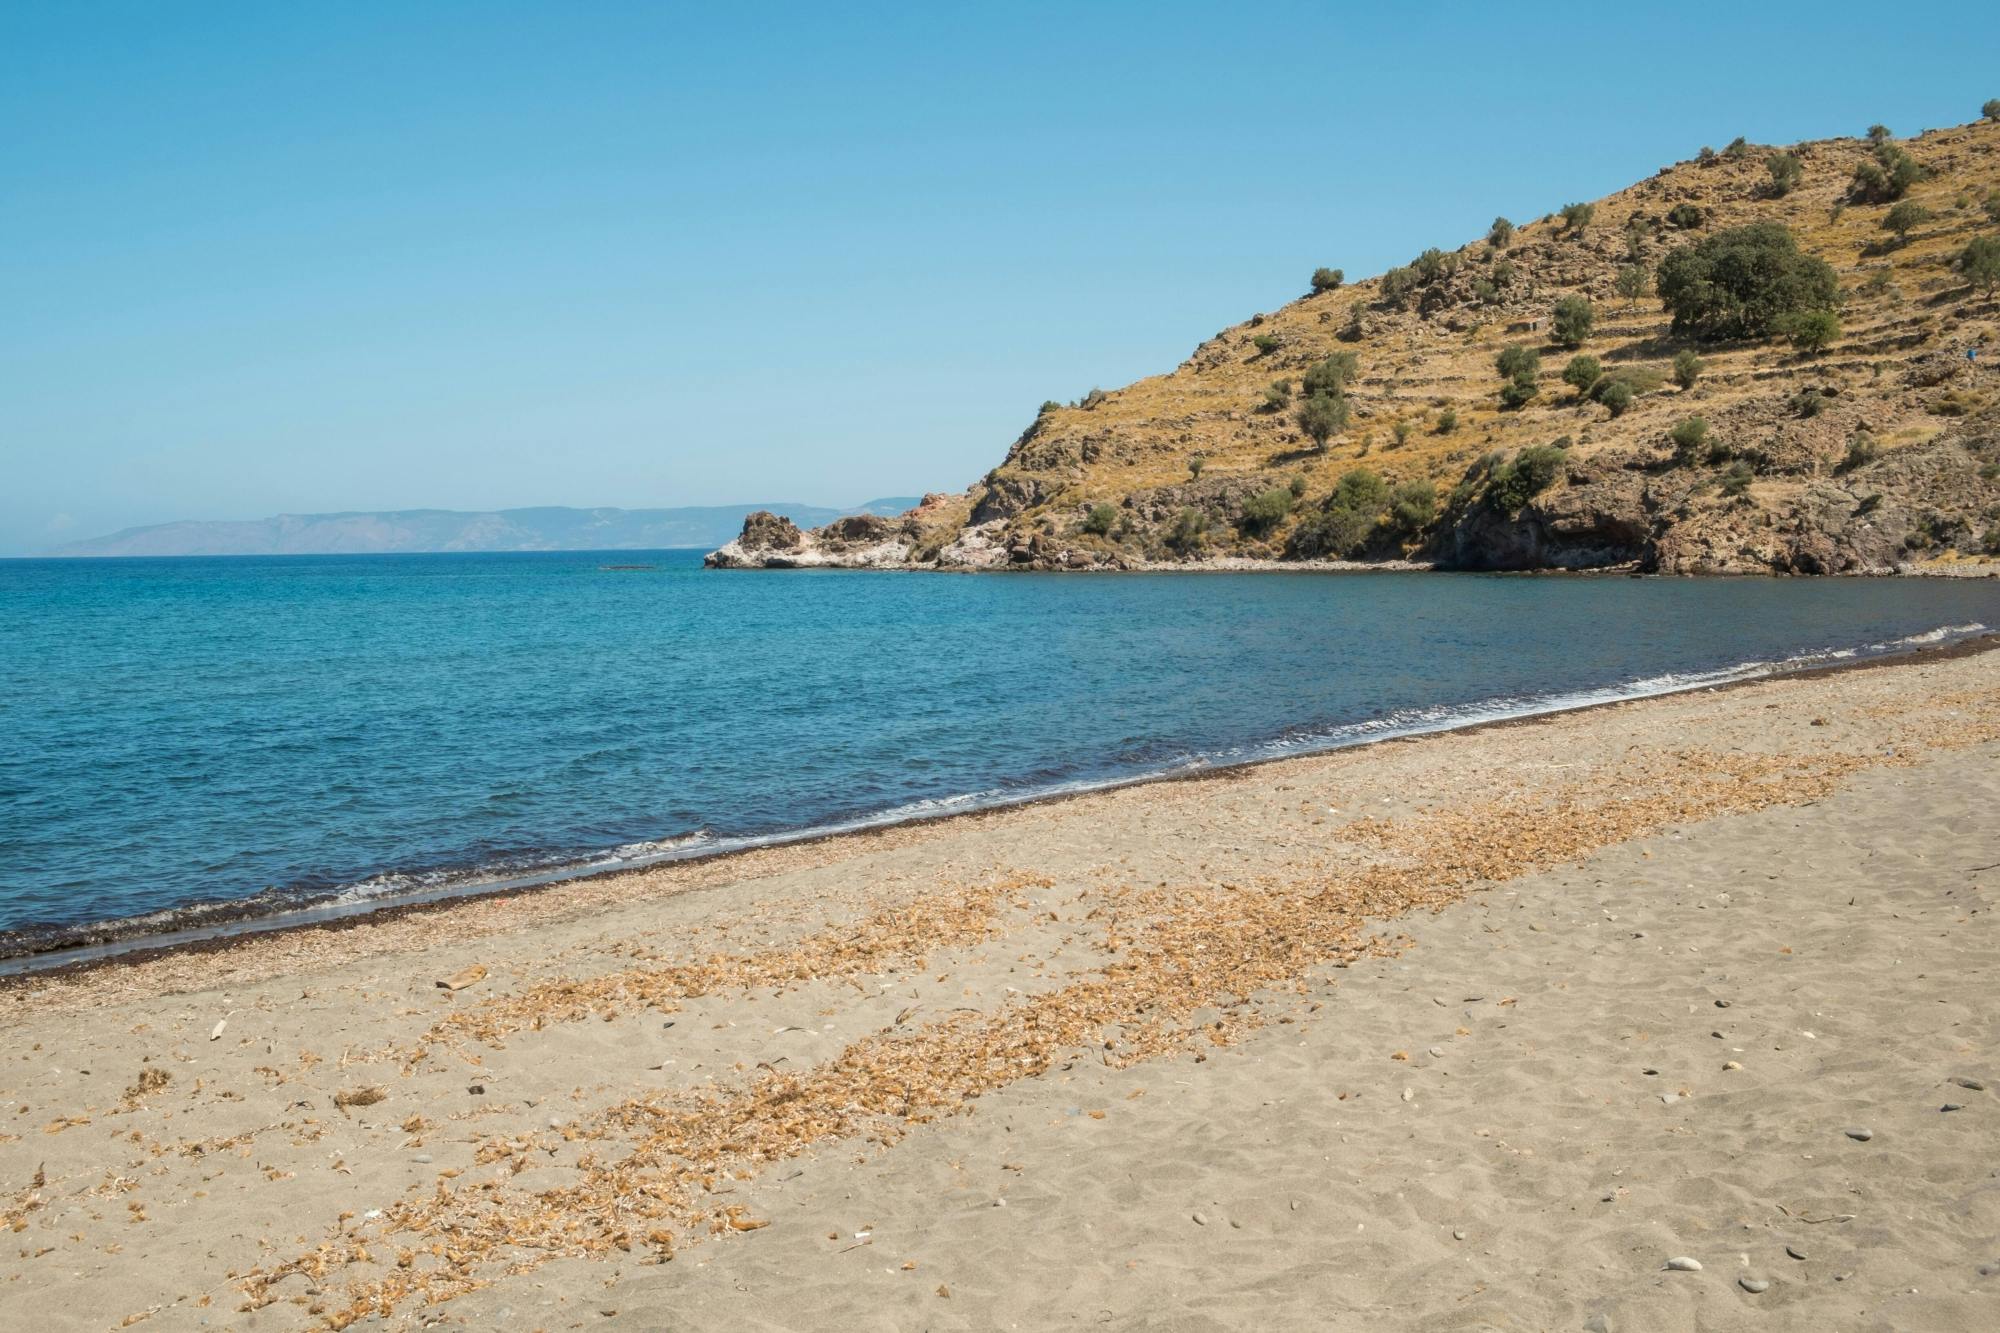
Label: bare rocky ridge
xmin=712 ymin=116 xmax=2000 ymax=574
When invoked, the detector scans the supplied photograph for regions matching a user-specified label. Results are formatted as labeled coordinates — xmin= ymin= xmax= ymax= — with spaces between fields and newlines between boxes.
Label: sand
xmin=3 ymin=645 xmax=1999 ymax=1331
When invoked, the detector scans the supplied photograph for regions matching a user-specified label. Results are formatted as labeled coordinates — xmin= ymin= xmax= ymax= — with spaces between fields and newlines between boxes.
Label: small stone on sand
xmin=1739 ymin=1276 xmax=1770 ymax=1293
xmin=1664 ymin=1255 xmax=1702 ymax=1271
xmin=1845 ymin=1127 xmax=1873 ymax=1141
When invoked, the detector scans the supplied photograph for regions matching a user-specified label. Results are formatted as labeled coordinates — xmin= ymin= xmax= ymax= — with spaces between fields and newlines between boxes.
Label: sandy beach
xmin=4 ymin=643 xmax=1999 ymax=1331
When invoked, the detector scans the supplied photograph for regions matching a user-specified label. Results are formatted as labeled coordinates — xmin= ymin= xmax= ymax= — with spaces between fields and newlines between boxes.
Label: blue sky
xmin=3 ymin=3 xmax=1996 ymax=553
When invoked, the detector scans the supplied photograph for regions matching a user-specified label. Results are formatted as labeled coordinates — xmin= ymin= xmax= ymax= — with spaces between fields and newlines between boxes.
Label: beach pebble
xmin=1191 ymin=1211 xmax=1207 ymax=1226
xmin=1844 ymin=1127 xmax=1874 ymax=1141
xmin=1786 ymin=1245 xmax=1808 ymax=1260
xmin=1428 ymin=1046 xmax=1444 ymax=1058
xmin=1723 ymin=1061 xmax=1742 ymax=1071
xmin=1714 ymin=999 xmax=1731 ymax=1008
xmin=1941 ymin=1102 xmax=1964 ymax=1112
xmin=1739 ymin=1277 xmax=1770 ymax=1293
xmin=1664 ymin=1256 xmax=1703 ymax=1271
xmin=1582 ymin=1316 xmax=1612 ymax=1333
xmin=1452 ymin=1228 xmax=1467 ymax=1241
xmin=1952 ymin=1076 xmax=1986 ymax=1091
xmin=1977 ymin=1261 xmax=2000 ymax=1277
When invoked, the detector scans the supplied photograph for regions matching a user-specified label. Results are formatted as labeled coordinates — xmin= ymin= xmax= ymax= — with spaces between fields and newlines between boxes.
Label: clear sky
xmin=4 ymin=3 xmax=1996 ymax=553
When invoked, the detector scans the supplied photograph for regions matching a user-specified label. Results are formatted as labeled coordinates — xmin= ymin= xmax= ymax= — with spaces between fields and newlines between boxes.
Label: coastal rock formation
xmin=711 ymin=115 xmax=2000 ymax=575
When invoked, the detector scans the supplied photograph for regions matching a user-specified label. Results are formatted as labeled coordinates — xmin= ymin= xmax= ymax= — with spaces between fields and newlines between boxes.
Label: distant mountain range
xmin=47 ymin=500 xmax=925 ymax=558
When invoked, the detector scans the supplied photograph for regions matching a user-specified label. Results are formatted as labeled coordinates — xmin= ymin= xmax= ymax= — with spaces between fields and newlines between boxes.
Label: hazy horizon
xmin=6 ymin=3 xmax=1998 ymax=554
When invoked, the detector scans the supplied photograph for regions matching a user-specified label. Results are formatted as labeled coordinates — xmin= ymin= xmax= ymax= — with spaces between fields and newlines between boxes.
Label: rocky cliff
xmin=712 ymin=113 xmax=2000 ymax=575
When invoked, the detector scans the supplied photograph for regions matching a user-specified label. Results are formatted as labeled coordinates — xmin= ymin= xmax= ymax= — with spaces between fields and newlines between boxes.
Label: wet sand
xmin=4 ymin=644 xmax=1998 ymax=1330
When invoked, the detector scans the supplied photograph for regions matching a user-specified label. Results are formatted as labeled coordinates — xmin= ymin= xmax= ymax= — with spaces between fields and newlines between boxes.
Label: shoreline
xmin=7 ymin=624 xmax=1996 ymax=987
xmin=4 ymin=634 xmax=1997 ymax=1330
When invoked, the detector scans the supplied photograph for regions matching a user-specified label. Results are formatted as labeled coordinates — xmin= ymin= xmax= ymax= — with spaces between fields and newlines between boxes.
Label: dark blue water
xmin=1 ymin=551 xmax=1995 ymax=952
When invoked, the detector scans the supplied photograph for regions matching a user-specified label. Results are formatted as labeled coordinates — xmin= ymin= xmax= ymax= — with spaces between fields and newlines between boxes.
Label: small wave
xmin=2 ymin=619 xmax=1988 ymax=976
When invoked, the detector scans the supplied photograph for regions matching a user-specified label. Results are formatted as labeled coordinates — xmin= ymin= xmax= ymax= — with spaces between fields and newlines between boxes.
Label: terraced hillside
xmin=711 ymin=112 xmax=2000 ymax=574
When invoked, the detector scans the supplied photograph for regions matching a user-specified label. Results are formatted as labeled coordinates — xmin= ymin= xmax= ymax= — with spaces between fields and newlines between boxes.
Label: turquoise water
xmin=1 ymin=551 xmax=1995 ymax=957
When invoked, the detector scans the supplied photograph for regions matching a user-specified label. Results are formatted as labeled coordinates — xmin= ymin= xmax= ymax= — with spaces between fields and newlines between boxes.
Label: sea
xmin=2 ymin=550 xmax=1996 ymax=966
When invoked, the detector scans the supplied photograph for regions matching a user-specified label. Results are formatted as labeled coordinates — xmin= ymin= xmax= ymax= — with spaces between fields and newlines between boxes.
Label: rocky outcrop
xmin=705 ymin=509 xmax=917 ymax=569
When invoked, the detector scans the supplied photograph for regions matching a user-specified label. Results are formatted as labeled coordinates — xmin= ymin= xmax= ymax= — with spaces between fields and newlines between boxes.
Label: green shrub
xmin=1672 ymin=349 xmax=1704 ymax=389
xmin=1595 ymin=378 xmax=1635 ymax=416
xmin=1698 ymin=146 xmax=1717 ymax=164
xmin=1491 ymin=259 xmax=1518 ymax=287
xmin=1296 ymin=392 xmax=1349 ymax=450
xmin=1496 ymin=345 xmax=1540 ymax=380
xmin=1882 ymin=201 xmax=1930 ymax=241
xmin=1496 ymin=344 xmax=1540 ymax=409
xmin=1391 ymin=418 xmax=1413 ymax=448
xmin=1615 ymin=265 xmax=1650 ymax=306
xmin=1436 ymin=406 xmax=1459 ymax=433
xmin=1388 ymin=479 xmax=1437 ymax=533
xmin=1473 ymin=277 xmax=1500 ymax=304
xmin=1724 ymin=136 xmax=1750 ymax=159
xmin=1719 ymin=460 xmax=1754 ymax=497
xmin=1286 ymin=505 xmax=1371 ymax=559
xmin=1851 ymin=143 xmax=1924 ymax=202
xmin=1862 ymin=265 xmax=1897 ymax=295
xmin=1412 ymin=248 xmax=1452 ymax=284
xmin=1238 ymin=487 xmax=1295 ymax=535
xmin=1486 ymin=444 xmax=1568 ymax=511
xmin=1261 ymin=379 xmax=1292 ymax=412
xmin=1840 ymin=433 xmax=1880 ymax=472
xmin=1766 ymin=152 xmax=1802 ymax=196
xmin=1669 ymin=416 xmax=1708 ymax=457
xmin=1340 ymin=305 xmax=1366 ymax=341
xmin=1333 ymin=467 xmax=1390 ymax=513
xmin=1551 ymin=294 xmax=1595 ymax=348
xmin=1082 ymin=503 xmax=1119 ymax=535
xmin=1379 ymin=265 xmax=1418 ymax=305
xmin=1559 ymin=201 xmax=1596 ymax=232
xmin=1489 ymin=216 xmax=1515 ymax=248
xmin=1790 ymin=387 xmax=1829 ymax=417
xmin=1289 ymin=474 xmax=1307 ymax=498
xmin=1311 ymin=266 xmax=1345 ymax=292
xmin=1252 ymin=333 xmax=1282 ymax=355
xmin=1302 ymin=351 xmax=1360 ymax=398
xmin=1165 ymin=507 xmax=1209 ymax=554
xmin=1959 ymin=235 xmax=2000 ymax=294
xmin=1668 ymin=202 xmax=1705 ymax=229
xmin=1562 ymin=354 xmax=1603 ymax=396
xmin=1655 ymin=223 xmax=1840 ymax=340
xmin=1624 ymin=216 xmax=1651 ymax=261
xmin=1776 ymin=309 xmax=1840 ymax=353
xmin=1188 ymin=453 xmax=1207 ymax=479
xmin=1039 ymin=399 xmax=1062 ymax=414
xmin=1867 ymin=124 xmax=1893 ymax=143
xmin=1985 ymin=99 xmax=2000 ymax=122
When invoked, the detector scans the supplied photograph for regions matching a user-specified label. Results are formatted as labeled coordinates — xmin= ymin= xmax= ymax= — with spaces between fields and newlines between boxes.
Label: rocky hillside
xmin=710 ymin=112 xmax=2000 ymax=575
